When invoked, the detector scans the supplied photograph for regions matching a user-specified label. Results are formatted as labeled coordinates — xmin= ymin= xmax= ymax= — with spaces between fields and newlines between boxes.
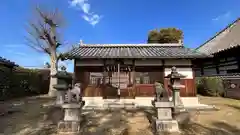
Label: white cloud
xmin=3 ymin=44 xmax=25 ymax=48
xmin=6 ymin=49 xmax=27 ymax=56
xmin=82 ymin=3 xmax=90 ymax=13
xmin=14 ymin=52 xmax=27 ymax=56
xmin=212 ymin=11 xmax=231 ymax=21
xmin=82 ymin=14 xmax=101 ymax=26
xmin=70 ymin=0 xmax=102 ymax=26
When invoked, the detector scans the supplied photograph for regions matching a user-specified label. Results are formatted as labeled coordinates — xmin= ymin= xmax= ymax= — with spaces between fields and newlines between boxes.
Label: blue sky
xmin=0 ymin=0 xmax=239 ymax=72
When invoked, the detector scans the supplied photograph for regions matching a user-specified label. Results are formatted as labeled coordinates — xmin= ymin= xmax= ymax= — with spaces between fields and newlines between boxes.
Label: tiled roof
xmin=61 ymin=44 xmax=211 ymax=60
xmin=196 ymin=18 xmax=240 ymax=54
xmin=0 ymin=56 xmax=18 ymax=67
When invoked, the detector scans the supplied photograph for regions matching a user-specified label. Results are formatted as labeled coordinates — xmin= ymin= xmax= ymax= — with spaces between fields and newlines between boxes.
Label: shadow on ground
xmin=1 ymin=95 xmax=240 ymax=135
xmin=225 ymin=104 xmax=240 ymax=110
xmin=80 ymin=109 xmax=153 ymax=135
xmin=0 ymin=95 xmax=56 ymax=135
xmin=181 ymin=121 xmax=240 ymax=135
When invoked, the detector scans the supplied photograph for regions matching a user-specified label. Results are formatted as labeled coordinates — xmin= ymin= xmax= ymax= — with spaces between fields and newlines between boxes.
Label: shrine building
xmin=60 ymin=43 xmax=211 ymax=107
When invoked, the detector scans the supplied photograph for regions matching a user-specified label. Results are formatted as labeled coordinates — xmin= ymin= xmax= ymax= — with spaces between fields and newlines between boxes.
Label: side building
xmin=195 ymin=18 xmax=240 ymax=76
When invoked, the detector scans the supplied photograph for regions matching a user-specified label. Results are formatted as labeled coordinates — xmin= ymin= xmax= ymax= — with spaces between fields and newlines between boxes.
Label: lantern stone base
xmin=58 ymin=121 xmax=81 ymax=135
xmin=151 ymin=101 xmax=180 ymax=133
xmin=62 ymin=103 xmax=82 ymax=121
xmin=154 ymin=119 xmax=180 ymax=134
xmin=57 ymin=103 xmax=84 ymax=135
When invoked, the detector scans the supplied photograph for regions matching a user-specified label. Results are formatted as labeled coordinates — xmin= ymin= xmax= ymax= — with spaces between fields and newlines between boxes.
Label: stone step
xmin=103 ymin=103 xmax=135 ymax=109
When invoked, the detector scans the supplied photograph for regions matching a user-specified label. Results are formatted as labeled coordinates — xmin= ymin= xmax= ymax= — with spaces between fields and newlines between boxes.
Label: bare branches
xmin=25 ymin=22 xmax=51 ymax=54
xmin=25 ymin=6 xmax=64 ymax=55
xmin=25 ymin=36 xmax=50 ymax=54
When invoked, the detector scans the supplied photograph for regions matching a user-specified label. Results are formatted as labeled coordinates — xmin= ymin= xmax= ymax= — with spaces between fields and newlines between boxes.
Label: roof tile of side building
xmin=196 ymin=18 xmax=240 ymax=55
xmin=0 ymin=56 xmax=18 ymax=67
xmin=61 ymin=43 xmax=211 ymax=60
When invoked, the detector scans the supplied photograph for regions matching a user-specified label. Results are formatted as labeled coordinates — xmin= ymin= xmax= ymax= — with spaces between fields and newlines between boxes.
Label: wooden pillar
xmin=132 ymin=60 xmax=136 ymax=86
xmin=162 ymin=60 xmax=165 ymax=82
xmin=132 ymin=60 xmax=136 ymax=96
xmin=192 ymin=65 xmax=196 ymax=97
xmin=103 ymin=60 xmax=107 ymax=85
xmin=199 ymin=59 xmax=204 ymax=76
xmin=128 ymin=71 xmax=131 ymax=84
xmin=200 ymin=66 xmax=204 ymax=76
xmin=162 ymin=60 xmax=171 ymax=96
xmin=117 ymin=63 xmax=120 ymax=98
xmin=214 ymin=58 xmax=220 ymax=74
xmin=73 ymin=59 xmax=77 ymax=85
xmin=236 ymin=56 xmax=240 ymax=72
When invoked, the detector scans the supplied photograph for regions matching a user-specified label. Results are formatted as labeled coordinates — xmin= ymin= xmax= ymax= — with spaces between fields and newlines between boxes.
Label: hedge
xmin=196 ymin=76 xmax=224 ymax=97
xmin=0 ymin=66 xmax=50 ymax=101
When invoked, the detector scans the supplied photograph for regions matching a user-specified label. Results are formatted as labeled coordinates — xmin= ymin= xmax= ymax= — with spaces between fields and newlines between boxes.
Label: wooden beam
xmin=164 ymin=65 xmax=193 ymax=68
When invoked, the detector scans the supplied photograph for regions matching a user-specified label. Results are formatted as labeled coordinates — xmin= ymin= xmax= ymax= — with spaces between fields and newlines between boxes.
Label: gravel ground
xmin=0 ymin=95 xmax=239 ymax=135
xmin=180 ymin=96 xmax=240 ymax=135
xmin=80 ymin=109 xmax=153 ymax=135
xmin=0 ymin=95 xmax=57 ymax=135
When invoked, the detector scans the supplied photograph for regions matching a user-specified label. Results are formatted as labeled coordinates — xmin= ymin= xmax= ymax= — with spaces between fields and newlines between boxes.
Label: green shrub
xmin=0 ymin=67 xmax=50 ymax=101
xmin=196 ymin=77 xmax=224 ymax=97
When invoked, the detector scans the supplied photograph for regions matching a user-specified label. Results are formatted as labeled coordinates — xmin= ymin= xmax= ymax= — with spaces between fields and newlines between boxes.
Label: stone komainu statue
xmin=68 ymin=83 xmax=82 ymax=102
xmin=154 ymin=82 xmax=165 ymax=101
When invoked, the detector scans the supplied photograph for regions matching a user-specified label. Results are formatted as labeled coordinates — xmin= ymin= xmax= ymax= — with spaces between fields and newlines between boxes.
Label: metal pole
xmin=118 ymin=63 xmax=120 ymax=98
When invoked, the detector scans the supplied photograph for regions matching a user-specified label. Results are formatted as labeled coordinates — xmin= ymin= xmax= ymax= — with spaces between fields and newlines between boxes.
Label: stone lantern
xmin=151 ymin=80 xmax=180 ymax=133
xmin=52 ymin=67 xmax=72 ymax=105
xmin=165 ymin=66 xmax=186 ymax=107
xmin=55 ymin=67 xmax=85 ymax=134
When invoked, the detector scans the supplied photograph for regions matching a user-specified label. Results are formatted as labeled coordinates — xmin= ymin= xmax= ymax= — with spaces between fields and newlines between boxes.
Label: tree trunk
xmin=48 ymin=50 xmax=58 ymax=97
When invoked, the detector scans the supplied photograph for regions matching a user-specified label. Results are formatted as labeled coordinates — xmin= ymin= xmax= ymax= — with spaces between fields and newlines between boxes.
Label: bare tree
xmin=26 ymin=6 xmax=64 ymax=97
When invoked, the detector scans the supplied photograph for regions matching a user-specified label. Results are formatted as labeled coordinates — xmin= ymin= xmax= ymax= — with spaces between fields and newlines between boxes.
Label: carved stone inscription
xmin=58 ymin=121 xmax=80 ymax=133
xmin=157 ymin=108 xmax=172 ymax=120
xmin=155 ymin=120 xmax=179 ymax=132
xmin=157 ymin=122 xmax=172 ymax=131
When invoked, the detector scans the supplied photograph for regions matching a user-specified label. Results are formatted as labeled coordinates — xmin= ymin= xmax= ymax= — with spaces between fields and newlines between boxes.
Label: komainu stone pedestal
xmin=58 ymin=103 xmax=82 ymax=135
xmin=152 ymin=101 xmax=180 ymax=134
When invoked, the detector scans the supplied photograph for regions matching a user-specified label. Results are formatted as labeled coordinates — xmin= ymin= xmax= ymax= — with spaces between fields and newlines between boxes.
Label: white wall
xmin=164 ymin=59 xmax=193 ymax=79
xmin=76 ymin=60 xmax=104 ymax=66
xmin=164 ymin=67 xmax=193 ymax=79
xmin=165 ymin=59 xmax=192 ymax=66
xmin=134 ymin=60 xmax=162 ymax=66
